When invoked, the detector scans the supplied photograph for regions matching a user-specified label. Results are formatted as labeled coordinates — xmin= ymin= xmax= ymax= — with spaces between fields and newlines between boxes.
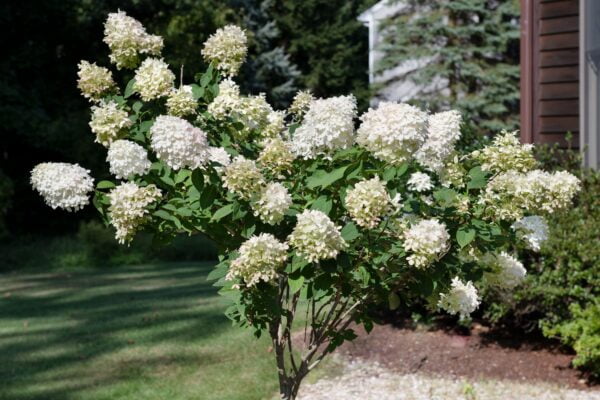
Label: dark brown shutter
xmin=520 ymin=0 xmax=580 ymax=147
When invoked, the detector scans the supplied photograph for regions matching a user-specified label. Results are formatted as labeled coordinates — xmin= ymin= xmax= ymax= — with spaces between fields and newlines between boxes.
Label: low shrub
xmin=483 ymin=144 xmax=600 ymax=377
xmin=544 ymin=302 xmax=600 ymax=377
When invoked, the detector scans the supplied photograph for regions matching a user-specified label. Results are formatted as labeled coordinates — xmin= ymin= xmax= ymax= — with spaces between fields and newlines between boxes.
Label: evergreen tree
xmin=271 ymin=0 xmax=378 ymax=110
xmin=379 ymin=0 xmax=520 ymax=134
xmin=233 ymin=0 xmax=301 ymax=108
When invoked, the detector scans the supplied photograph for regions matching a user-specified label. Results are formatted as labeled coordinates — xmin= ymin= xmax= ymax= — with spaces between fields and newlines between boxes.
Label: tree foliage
xmin=379 ymin=0 xmax=520 ymax=133
xmin=271 ymin=0 xmax=378 ymax=110
xmin=234 ymin=0 xmax=302 ymax=108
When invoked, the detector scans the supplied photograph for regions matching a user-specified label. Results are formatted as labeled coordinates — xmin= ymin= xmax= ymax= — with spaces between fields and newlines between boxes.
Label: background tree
xmin=234 ymin=0 xmax=302 ymax=108
xmin=271 ymin=0 xmax=378 ymax=110
xmin=379 ymin=0 xmax=520 ymax=134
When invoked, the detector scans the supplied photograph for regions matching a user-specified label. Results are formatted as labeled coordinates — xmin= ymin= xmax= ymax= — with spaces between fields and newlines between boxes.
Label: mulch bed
xmin=339 ymin=320 xmax=598 ymax=391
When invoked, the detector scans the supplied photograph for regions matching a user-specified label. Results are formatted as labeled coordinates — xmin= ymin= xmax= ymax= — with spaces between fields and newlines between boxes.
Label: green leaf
xmin=291 ymin=255 xmax=309 ymax=273
xmin=124 ymin=79 xmax=136 ymax=98
xmin=200 ymin=186 xmax=217 ymax=209
xmin=456 ymin=227 xmax=476 ymax=248
xmin=396 ymin=163 xmax=409 ymax=177
xmin=306 ymin=165 xmax=349 ymax=189
xmin=96 ymin=181 xmax=115 ymax=190
xmin=190 ymin=84 xmax=204 ymax=100
xmin=434 ymin=188 xmax=458 ymax=206
xmin=154 ymin=210 xmax=174 ymax=221
xmin=175 ymin=169 xmax=190 ymax=184
xmin=132 ymin=101 xmax=143 ymax=113
xmin=310 ymin=196 xmax=333 ymax=214
xmin=467 ymin=166 xmax=488 ymax=190
xmin=200 ymin=72 xmax=212 ymax=87
xmin=340 ymin=222 xmax=360 ymax=242
xmin=382 ymin=168 xmax=396 ymax=181
xmin=139 ymin=120 xmax=154 ymax=134
xmin=345 ymin=161 xmax=363 ymax=181
xmin=92 ymin=194 xmax=107 ymax=218
xmin=241 ymin=225 xmax=255 ymax=238
xmin=211 ymin=204 xmax=234 ymax=222
xmin=160 ymin=175 xmax=175 ymax=186
xmin=176 ymin=207 xmax=193 ymax=217
xmin=191 ymin=170 xmax=204 ymax=191
xmin=357 ymin=266 xmax=370 ymax=286
xmin=388 ymin=292 xmax=401 ymax=310
xmin=207 ymin=264 xmax=228 ymax=281
xmin=288 ymin=275 xmax=305 ymax=294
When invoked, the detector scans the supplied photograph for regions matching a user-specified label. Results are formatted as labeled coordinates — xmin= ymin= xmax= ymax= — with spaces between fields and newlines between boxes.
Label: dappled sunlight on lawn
xmin=0 ymin=262 xmax=278 ymax=400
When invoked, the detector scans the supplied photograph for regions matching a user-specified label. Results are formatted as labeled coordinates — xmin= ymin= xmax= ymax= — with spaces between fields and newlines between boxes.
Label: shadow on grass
xmin=0 ymin=262 xmax=232 ymax=400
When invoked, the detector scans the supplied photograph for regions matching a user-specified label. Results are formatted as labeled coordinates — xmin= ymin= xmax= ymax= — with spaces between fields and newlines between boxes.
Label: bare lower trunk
xmin=270 ymin=278 xmax=366 ymax=399
xmin=277 ymin=374 xmax=301 ymax=400
xmin=272 ymin=322 xmax=305 ymax=400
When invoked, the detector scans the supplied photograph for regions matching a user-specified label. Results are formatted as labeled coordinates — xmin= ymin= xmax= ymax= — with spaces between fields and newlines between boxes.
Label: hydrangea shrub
xmin=30 ymin=11 xmax=580 ymax=400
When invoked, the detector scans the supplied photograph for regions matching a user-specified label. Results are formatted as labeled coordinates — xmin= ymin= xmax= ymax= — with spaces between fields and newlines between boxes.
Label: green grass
xmin=0 ymin=262 xmax=279 ymax=400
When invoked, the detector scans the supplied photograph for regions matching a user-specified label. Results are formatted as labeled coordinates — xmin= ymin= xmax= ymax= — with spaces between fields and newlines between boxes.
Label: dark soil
xmin=340 ymin=320 xmax=598 ymax=390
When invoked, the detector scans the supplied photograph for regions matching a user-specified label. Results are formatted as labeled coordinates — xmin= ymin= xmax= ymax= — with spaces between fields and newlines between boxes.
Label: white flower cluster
xmin=133 ymin=58 xmax=175 ymax=101
xmin=207 ymin=147 xmax=231 ymax=168
xmin=252 ymin=182 xmax=292 ymax=225
xmin=30 ymin=163 xmax=94 ymax=211
xmin=166 ymin=85 xmax=197 ymax=117
xmin=103 ymin=11 xmax=163 ymax=69
xmin=208 ymin=79 xmax=241 ymax=118
xmin=257 ymin=138 xmax=295 ymax=175
xmin=89 ymin=101 xmax=133 ymax=147
xmin=222 ymin=156 xmax=265 ymax=200
xmin=263 ymin=110 xmax=286 ymax=138
xmin=288 ymin=90 xmax=314 ymax=118
xmin=291 ymin=95 xmax=357 ymax=159
xmin=472 ymin=131 xmax=537 ymax=173
xmin=438 ymin=277 xmax=481 ymax=319
xmin=201 ymin=25 xmax=248 ymax=76
xmin=438 ymin=155 xmax=467 ymax=188
xmin=357 ymin=102 xmax=428 ymax=165
xmin=288 ymin=210 xmax=347 ymax=263
xmin=149 ymin=115 xmax=209 ymax=170
xmin=227 ymin=233 xmax=288 ymax=287
xmin=482 ymin=252 xmax=527 ymax=289
xmin=108 ymin=182 xmax=161 ymax=244
xmin=207 ymin=80 xmax=280 ymax=139
xmin=237 ymin=94 xmax=273 ymax=137
xmin=106 ymin=139 xmax=151 ymax=179
xmin=77 ymin=61 xmax=117 ymax=102
xmin=481 ymin=170 xmax=580 ymax=221
xmin=344 ymin=177 xmax=392 ymax=229
xmin=407 ymin=172 xmax=433 ymax=192
xmin=512 ymin=215 xmax=549 ymax=252
xmin=403 ymin=219 xmax=450 ymax=268
xmin=416 ymin=110 xmax=462 ymax=172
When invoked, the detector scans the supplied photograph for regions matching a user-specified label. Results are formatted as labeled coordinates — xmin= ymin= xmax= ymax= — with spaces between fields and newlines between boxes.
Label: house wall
xmin=521 ymin=0 xmax=580 ymax=147
xmin=580 ymin=0 xmax=600 ymax=168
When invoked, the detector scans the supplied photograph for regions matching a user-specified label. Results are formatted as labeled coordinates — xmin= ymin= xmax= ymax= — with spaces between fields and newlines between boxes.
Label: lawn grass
xmin=0 ymin=262 xmax=279 ymax=400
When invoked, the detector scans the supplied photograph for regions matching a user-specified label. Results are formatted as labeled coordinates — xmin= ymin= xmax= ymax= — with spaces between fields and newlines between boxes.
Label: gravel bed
xmin=297 ymin=359 xmax=600 ymax=400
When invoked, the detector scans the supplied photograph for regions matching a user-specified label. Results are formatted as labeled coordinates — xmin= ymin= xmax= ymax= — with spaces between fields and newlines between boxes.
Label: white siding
xmin=358 ymin=0 xmax=447 ymax=106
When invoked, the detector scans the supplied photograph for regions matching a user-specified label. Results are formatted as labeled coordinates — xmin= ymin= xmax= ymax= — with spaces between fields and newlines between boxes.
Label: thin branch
xmin=314 ymin=292 xmax=341 ymax=341
xmin=284 ymin=292 xmax=300 ymax=374
xmin=303 ymin=297 xmax=311 ymax=345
